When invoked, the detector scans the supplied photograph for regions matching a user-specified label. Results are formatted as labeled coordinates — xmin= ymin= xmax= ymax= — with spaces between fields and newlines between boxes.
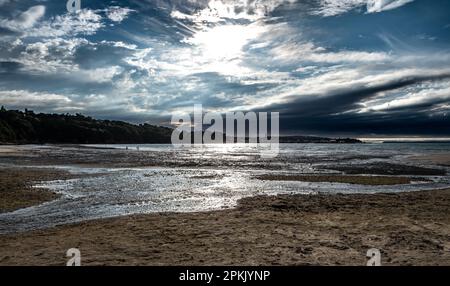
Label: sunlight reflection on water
xmin=0 ymin=143 xmax=449 ymax=233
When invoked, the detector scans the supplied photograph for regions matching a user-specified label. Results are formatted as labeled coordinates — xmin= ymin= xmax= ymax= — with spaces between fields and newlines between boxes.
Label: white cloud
xmin=3 ymin=6 xmax=132 ymax=38
xmin=312 ymin=0 xmax=365 ymax=17
xmin=2 ymin=37 xmax=122 ymax=84
xmin=366 ymin=0 xmax=414 ymax=13
xmin=100 ymin=40 xmax=137 ymax=50
xmin=0 ymin=5 xmax=45 ymax=31
xmin=105 ymin=6 xmax=135 ymax=23
xmin=313 ymin=0 xmax=414 ymax=17
xmin=80 ymin=66 xmax=123 ymax=83
xmin=171 ymin=0 xmax=296 ymax=22
xmin=0 ymin=90 xmax=122 ymax=113
xmin=360 ymin=81 xmax=450 ymax=112
xmin=114 ymin=70 xmax=138 ymax=91
xmin=256 ymin=23 xmax=390 ymax=64
xmin=26 ymin=9 xmax=103 ymax=38
xmin=124 ymin=48 xmax=156 ymax=74
xmin=0 ymin=90 xmax=72 ymax=108
xmin=270 ymin=41 xmax=390 ymax=63
xmin=14 ymin=38 xmax=89 ymax=73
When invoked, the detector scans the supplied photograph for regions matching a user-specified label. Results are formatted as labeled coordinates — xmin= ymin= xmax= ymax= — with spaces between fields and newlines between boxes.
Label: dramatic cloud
xmin=367 ymin=0 xmax=415 ymax=13
xmin=313 ymin=0 xmax=415 ymax=16
xmin=105 ymin=6 xmax=135 ymax=23
xmin=0 ymin=0 xmax=449 ymax=136
xmin=170 ymin=0 xmax=297 ymax=22
xmin=0 ymin=5 xmax=45 ymax=31
xmin=0 ymin=90 xmax=72 ymax=109
xmin=26 ymin=9 xmax=104 ymax=38
xmin=13 ymin=38 xmax=89 ymax=73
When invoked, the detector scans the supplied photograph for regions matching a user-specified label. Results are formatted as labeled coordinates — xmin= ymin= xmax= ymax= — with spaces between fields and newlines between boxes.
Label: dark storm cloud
xmin=256 ymin=74 xmax=450 ymax=136
xmin=267 ymin=73 xmax=450 ymax=117
xmin=277 ymin=111 xmax=450 ymax=136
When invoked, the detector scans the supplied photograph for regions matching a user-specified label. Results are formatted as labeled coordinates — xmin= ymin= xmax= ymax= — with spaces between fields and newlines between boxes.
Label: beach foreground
xmin=1 ymin=144 xmax=449 ymax=265
xmin=1 ymin=185 xmax=449 ymax=265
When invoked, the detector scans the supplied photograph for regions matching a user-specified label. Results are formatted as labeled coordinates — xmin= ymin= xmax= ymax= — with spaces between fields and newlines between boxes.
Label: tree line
xmin=0 ymin=107 xmax=172 ymax=144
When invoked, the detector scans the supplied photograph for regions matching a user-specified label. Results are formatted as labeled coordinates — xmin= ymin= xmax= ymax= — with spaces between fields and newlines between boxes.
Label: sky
xmin=0 ymin=0 xmax=449 ymax=136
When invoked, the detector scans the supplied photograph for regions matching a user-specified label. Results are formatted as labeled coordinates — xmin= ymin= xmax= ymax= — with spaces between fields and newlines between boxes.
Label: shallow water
xmin=0 ymin=143 xmax=449 ymax=233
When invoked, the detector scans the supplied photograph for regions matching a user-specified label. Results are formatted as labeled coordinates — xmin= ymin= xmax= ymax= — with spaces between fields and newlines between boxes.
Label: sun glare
xmin=186 ymin=24 xmax=261 ymax=61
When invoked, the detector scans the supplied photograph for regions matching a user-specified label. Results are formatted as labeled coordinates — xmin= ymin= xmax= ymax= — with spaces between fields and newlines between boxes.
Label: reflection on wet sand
xmin=0 ymin=143 xmax=449 ymax=234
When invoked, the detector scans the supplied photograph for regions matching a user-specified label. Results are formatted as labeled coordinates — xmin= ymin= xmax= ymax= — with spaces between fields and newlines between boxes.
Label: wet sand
xmin=0 ymin=168 xmax=73 ymax=213
xmin=323 ymin=162 xmax=447 ymax=176
xmin=255 ymin=174 xmax=416 ymax=185
xmin=0 ymin=167 xmax=449 ymax=265
xmin=409 ymin=153 xmax=450 ymax=167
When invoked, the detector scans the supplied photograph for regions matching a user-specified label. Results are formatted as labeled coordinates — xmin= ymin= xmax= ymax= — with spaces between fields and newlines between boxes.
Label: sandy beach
xmin=0 ymin=168 xmax=70 ymax=213
xmin=1 ymin=188 xmax=449 ymax=266
xmin=1 ymin=164 xmax=449 ymax=266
